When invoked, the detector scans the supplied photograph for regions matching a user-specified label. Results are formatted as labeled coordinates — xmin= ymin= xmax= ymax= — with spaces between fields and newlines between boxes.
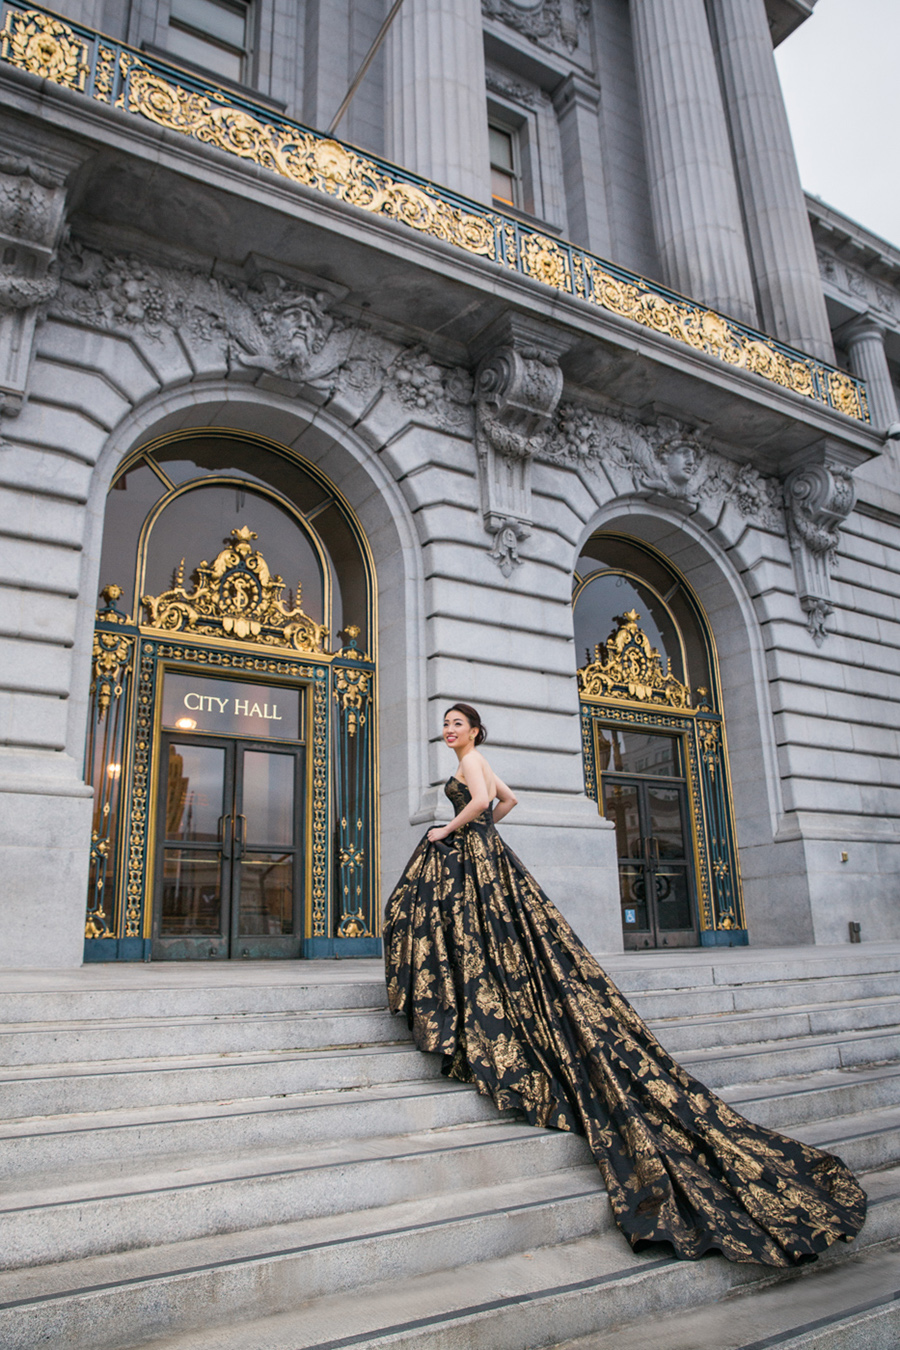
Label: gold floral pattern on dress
xmin=384 ymin=777 xmax=867 ymax=1266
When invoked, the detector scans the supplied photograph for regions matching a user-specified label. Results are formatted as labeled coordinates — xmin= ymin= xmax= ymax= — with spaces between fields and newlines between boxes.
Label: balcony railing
xmin=0 ymin=1 xmax=869 ymax=423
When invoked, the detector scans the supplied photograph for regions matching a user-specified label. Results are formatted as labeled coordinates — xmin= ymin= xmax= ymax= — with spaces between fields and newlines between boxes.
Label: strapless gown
xmin=383 ymin=777 xmax=866 ymax=1266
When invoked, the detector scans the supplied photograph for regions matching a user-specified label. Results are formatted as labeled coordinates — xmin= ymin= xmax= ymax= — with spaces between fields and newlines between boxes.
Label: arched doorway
xmin=574 ymin=533 xmax=746 ymax=950
xmin=83 ymin=430 xmax=378 ymax=960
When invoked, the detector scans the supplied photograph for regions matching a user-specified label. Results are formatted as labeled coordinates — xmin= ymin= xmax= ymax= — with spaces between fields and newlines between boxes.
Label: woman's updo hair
xmin=446 ymin=702 xmax=488 ymax=747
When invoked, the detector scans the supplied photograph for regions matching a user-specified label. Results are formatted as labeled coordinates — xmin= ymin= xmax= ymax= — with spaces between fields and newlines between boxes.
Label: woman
xmin=384 ymin=703 xmax=866 ymax=1267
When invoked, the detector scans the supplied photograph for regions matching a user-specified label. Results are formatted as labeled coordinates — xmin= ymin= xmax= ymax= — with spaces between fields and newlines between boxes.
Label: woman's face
xmin=443 ymin=710 xmax=475 ymax=750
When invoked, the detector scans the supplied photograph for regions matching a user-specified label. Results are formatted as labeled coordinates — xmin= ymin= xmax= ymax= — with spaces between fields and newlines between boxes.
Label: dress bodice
xmin=444 ymin=775 xmax=493 ymax=827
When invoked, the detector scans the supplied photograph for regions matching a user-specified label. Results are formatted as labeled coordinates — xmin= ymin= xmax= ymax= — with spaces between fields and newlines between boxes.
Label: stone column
xmin=840 ymin=315 xmax=898 ymax=431
xmin=385 ymin=0 xmax=492 ymax=203
xmin=552 ymin=75 xmax=613 ymax=257
xmin=629 ymin=0 xmax=757 ymax=326
xmin=708 ymin=0 xmax=835 ymax=363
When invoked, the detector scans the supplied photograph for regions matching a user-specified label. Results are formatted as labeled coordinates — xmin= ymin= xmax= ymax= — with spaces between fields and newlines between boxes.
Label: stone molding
xmin=0 ymin=155 xmax=69 ymax=416
xmin=471 ymin=313 xmax=570 ymax=571
xmin=817 ymin=246 xmax=900 ymax=329
xmin=44 ymin=242 xmax=860 ymax=638
xmin=482 ymin=0 xmax=588 ymax=55
xmin=541 ymin=398 xmax=860 ymax=643
xmin=52 ymin=242 xmax=473 ymax=430
xmin=784 ymin=461 xmax=857 ymax=646
xmin=541 ymin=402 xmax=784 ymax=530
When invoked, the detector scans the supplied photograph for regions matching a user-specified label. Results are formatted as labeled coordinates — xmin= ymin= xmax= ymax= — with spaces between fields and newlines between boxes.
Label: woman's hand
xmin=427 ymin=826 xmax=451 ymax=843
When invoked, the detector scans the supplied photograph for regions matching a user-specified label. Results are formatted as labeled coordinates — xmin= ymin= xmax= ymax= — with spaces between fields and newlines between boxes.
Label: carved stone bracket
xmin=471 ymin=314 xmax=570 ymax=572
xmin=0 ymin=155 xmax=69 ymax=416
xmin=784 ymin=460 xmax=857 ymax=645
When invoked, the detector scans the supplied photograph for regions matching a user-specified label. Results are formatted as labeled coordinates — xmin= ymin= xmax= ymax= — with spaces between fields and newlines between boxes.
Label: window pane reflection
xmin=597 ymin=727 xmax=680 ymax=778
xmin=238 ymin=855 xmax=293 ymax=934
xmin=574 ymin=571 xmax=683 ymax=684
xmin=161 ymin=851 xmax=222 ymax=933
xmin=241 ymin=751 xmax=295 ymax=846
xmin=165 ymin=744 xmax=224 ymax=842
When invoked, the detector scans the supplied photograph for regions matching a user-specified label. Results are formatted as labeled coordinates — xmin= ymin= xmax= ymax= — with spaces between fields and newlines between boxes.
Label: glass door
xmin=153 ymin=734 xmax=304 ymax=958
xmin=602 ymin=777 xmax=698 ymax=948
xmin=596 ymin=723 xmax=698 ymax=949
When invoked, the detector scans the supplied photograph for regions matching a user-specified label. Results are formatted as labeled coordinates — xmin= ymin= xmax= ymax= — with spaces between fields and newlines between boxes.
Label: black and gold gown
xmin=384 ymin=777 xmax=866 ymax=1267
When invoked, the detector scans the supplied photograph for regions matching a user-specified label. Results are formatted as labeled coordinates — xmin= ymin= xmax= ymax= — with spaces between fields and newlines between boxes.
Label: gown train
xmin=383 ymin=778 xmax=866 ymax=1267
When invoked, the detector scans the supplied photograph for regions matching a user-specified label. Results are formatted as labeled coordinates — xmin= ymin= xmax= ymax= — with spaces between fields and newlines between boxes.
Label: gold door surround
xmin=578 ymin=607 xmax=746 ymax=948
xmin=83 ymin=525 xmax=378 ymax=960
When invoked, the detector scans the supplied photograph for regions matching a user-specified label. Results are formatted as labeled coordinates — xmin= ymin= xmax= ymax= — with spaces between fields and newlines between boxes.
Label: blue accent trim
xmin=84 ymin=937 xmax=152 ymax=962
xmin=700 ymin=930 xmax=749 ymax=947
xmin=302 ymin=937 xmax=383 ymax=959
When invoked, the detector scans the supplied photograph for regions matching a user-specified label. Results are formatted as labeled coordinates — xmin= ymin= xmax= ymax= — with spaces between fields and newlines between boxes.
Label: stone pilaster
xmin=0 ymin=156 xmax=68 ymax=416
xmin=629 ymin=0 xmax=757 ymax=326
xmin=552 ymin=75 xmax=613 ymax=257
xmin=839 ymin=315 xmax=898 ymax=431
xmin=707 ymin=0 xmax=835 ymax=363
xmin=385 ymin=0 xmax=492 ymax=204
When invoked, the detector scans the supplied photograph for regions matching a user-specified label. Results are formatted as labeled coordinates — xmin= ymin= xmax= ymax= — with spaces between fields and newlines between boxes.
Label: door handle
xmin=235 ymin=813 xmax=247 ymax=855
xmin=646 ymin=835 xmax=660 ymax=862
xmin=218 ymin=814 xmax=232 ymax=859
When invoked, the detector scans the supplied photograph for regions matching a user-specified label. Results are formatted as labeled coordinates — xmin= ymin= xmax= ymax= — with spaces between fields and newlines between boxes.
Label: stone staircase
xmin=1 ymin=944 xmax=899 ymax=1350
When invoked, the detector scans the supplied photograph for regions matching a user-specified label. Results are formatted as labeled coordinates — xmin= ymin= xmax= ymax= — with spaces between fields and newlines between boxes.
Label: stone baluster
xmin=839 ymin=315 xmax=898 ymax=431
xmin=385 ymin=0 xmax=492 ymax=204
xmin=629 ymin=0 xmax=757 ymax=327
xmin=707 ymin=0 xmax=835 ymax=363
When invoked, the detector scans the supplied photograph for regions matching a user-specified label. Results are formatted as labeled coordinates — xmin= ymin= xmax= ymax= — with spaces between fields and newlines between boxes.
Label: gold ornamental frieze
xmin=0 ymin=1 xmax=870 ymax=422
xmin=577 ymin=610 xmax=691 ymax=709
xmin=141 ymin=526 xmax=328 ymax=653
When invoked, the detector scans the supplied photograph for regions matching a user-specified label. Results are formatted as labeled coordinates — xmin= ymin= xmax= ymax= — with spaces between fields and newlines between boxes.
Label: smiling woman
xmin=384 ymin=703 xmax=867 ymax=1269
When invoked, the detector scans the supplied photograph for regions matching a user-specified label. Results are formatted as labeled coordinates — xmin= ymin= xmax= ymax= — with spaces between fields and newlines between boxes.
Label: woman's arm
xmin=491 ymin=774 xmax=518 ymax=825
xmin=427 ymin=755 xmax=491 ymax=842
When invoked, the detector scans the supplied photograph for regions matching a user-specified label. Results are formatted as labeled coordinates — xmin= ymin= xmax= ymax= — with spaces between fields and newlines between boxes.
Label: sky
xmin=774 ymin=0 xmax=900 ymax=248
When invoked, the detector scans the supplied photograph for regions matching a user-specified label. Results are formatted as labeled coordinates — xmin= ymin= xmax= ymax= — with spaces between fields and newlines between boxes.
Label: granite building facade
xmin=0 ymin=0 xmax=897 ymax=969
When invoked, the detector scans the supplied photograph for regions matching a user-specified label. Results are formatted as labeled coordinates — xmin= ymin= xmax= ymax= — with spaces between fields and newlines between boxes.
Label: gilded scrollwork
xmin=577 ymin=610 xmax=691 ymax=709
xmin=0 ymin=6 xmax=90 ymax=89
xmin=142 ymin=526 xmax=328 ymax=653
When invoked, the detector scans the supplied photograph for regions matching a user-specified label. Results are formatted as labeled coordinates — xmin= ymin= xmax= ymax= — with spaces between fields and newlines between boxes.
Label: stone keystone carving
xmin=784 ymin=462 xmax=857 ymax=645
xmin=471 ymin=314 xmax=570 ymax=574
xmin=0 ymin=156 xmax=69 ymax=416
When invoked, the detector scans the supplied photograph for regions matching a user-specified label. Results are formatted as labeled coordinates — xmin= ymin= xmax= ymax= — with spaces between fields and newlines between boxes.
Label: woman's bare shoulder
xmin=459 ymin=749 xmax=491 ymax=779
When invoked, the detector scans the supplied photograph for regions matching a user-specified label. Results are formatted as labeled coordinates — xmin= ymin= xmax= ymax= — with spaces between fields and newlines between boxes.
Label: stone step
xmin=79 ymin=1166 xmax=900 ymax=1350
xmin=550 ymin=1239 xmax=900 ymax=1350
xmin=650 ymin=996 xmax=900 ymax=1054
xmin=3 ymin=1016 xmax=898 ymax=1125
xmin=720 ymin=1062 xmax=900 ymax=1130
xmin=630 ymin=970 xmax=900 ymax=1020
xmin=0 ymin=969 xmax=389 ymax=1024
xmin=0 ymin=1041 xmax=442 ymax=1120
xmin=0 ymin=1005 xmax=405 ymax=1067
xmin=0 ymin=1077 xmax=502 ymax=1182
xmin=4 ymin=1074 xmax=898 ymax=1277
xmin=676 ymin=1023 xmax=900 ymax=1088
xmin=794 ymin=1102 xmax=900 ymax=1172
xmin=604 ymin=947 xmax=900 ymax=994
xmin=4 ymin=990 xmax=898 ymax=1068
xmin=0 ymin=1120 xmax=592 ymax=1270
xmin=2 ymin=946 xmax=897 ymax=1025
xmin=0 ymin=1167 xmax=608 ymax=1350
xmin=6 ymin=1060 xmax=900 ymax=1188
